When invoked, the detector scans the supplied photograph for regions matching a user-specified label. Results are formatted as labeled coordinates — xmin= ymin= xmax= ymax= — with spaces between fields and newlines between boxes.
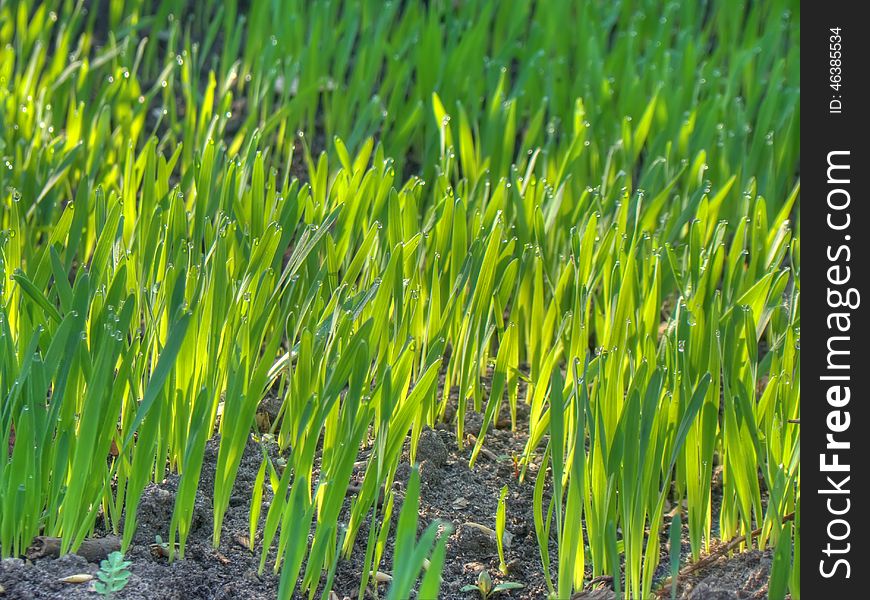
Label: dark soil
xmin=676 ymin=549 xmax=774 ymax=600
xmin=1 ymin=435 xmax=282 ymax=600
xmin=0 ymin=380 xmax=776 ymax=600
xmin=328 ymin=399 xmax=557 ymax=600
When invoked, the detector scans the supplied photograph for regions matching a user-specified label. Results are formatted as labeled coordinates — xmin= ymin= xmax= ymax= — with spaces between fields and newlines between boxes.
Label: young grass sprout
xmin=461 ymin=570 xmax=524 ymax=600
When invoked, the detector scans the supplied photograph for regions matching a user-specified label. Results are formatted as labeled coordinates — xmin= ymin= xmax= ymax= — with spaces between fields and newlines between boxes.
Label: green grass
xmin=1 ymin=1 xmax=799 ymax=598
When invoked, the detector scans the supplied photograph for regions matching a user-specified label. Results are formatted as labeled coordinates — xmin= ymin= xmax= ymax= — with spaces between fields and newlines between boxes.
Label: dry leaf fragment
xmin=465 ymin=435 xmax=498 ymax=460
xmin=462 ymin=521 xmax=496 ymax=535
xmin=371 ymin=571 xmax=392 ymax=583
xmin=234 ymin=533 xmax=251 ymax=550
xmin=58 ymin=574 xmax=94 ymax=583
xmin=461 ymin=521 xmax=512 ymax=548
xmin=255 ymin=411 xmax=272 ymax=432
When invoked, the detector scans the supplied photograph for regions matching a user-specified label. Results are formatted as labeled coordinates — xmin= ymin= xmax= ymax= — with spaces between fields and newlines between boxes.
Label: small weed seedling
xmin=94 ymin=551 xmax=132 ymax=598
xmin=149 ymin=534 xmax=175 ymax=559
xmin=461 ymin=570 xmax=523 ymax=600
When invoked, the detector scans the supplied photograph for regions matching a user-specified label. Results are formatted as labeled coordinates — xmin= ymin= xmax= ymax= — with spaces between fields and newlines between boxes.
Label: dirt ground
xmin=0 ymin=377 xmax=776 ymax=600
